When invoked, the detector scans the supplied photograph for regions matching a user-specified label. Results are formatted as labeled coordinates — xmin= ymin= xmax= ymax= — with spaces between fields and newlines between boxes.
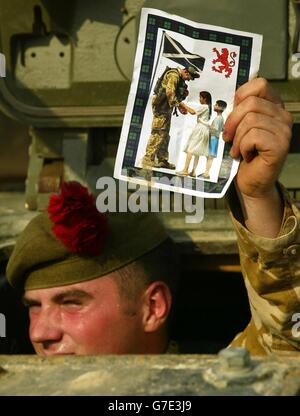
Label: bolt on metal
xmin=218 ymin=347 xmax=252 ymax=371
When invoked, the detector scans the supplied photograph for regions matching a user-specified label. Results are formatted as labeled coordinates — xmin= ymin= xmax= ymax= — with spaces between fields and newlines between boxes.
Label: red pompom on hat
xmin=47 ymin=181 xmax=109 ymax=256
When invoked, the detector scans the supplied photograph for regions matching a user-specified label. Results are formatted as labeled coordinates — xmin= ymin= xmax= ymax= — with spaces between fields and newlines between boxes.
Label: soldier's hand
xmin=178 ymin=103 xmax=196 ymax=115
xmin=178 ymin=103 xmax=189 ymax=115
xmin=187 ymin=106 xmax=196 ymax=115
xmin=223 ymin=78 xmax=293 ymax=200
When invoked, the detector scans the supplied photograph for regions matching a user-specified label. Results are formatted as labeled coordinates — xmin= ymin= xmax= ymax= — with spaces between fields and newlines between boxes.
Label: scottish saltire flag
xmin=0 ymin=53 xmax=5 ymax=77
xmin=162 ymin=32 xmax=205 ymax=72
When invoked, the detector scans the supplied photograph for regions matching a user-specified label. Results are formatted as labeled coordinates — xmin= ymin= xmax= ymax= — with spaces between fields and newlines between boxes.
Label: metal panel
xmin=0 ymin=0 xmax=297 ymax=127
xmin=144 ymin=0 xmax=288 ymax=79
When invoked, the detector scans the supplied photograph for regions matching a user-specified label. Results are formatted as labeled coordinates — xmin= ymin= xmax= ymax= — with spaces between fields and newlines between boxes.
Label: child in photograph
xmin=200 ymin=100 xmax=227 ymax=178
xmin=177 ymin=91 xmax=212 ymax=177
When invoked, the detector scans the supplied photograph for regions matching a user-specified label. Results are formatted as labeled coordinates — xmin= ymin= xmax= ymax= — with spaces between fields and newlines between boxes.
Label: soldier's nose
xmin=29 ymin=307 xmax=63 ymax=344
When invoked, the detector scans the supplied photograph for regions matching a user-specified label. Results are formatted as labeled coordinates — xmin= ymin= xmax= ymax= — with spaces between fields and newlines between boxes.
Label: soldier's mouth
xmin=42 ymin=351 xmax=76 ymax=356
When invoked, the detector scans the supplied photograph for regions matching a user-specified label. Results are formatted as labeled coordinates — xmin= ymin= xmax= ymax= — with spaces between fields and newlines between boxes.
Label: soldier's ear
xmin=140 ymin=281 xmax=172 ymax=333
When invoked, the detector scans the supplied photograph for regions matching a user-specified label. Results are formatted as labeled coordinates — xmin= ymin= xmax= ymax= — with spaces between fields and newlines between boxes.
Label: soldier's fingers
xmin=230 ymin=112 xmax=292 ymax=158
xmin=239 ymin=128 xmax=269 ymax=163
xmin=234 ymin=78 xmax=283 ymax=107
xmin=223 ymin=96 xmax=292 ymax=142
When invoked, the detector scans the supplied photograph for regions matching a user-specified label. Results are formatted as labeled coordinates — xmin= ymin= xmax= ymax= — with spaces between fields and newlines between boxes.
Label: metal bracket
xmin=292 ymin=0 xmax=300 ymax=53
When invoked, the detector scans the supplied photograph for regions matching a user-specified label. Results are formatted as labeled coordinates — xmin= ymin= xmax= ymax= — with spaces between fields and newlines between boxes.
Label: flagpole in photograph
xmin=149 ymin=30 xmax=166 ymax=94
xmin=0 ymin=53 xmax=5 ymax=77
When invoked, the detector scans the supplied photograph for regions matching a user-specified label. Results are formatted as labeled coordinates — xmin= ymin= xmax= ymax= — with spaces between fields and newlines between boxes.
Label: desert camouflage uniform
xmin=142 ymin=68 xmax=187 ymax=167
xmin=228 ymin=184 xmax=300 ymax=356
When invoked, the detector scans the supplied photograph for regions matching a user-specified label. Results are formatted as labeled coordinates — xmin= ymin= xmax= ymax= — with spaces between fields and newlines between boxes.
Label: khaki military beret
xmin=6 ymin=182 xmax=168 ymax=292
xmin=187 ymin=66 xmax=201 ymax=79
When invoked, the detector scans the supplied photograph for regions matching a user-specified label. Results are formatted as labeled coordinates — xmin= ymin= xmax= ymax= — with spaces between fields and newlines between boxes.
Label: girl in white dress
xmin=177 ymin=91 xmax=212 ymax=177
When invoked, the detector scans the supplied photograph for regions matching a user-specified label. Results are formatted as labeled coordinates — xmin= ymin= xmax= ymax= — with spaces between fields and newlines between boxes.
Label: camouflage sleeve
xmin=227 ymin=184 xmax=300 ymax=356
xmin=164 ymin=72 xmax=181 ymax=107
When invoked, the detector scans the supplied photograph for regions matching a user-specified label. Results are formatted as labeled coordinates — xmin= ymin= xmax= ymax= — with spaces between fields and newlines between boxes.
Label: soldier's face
xmin=23 ymin=275 xmax=144 ymax=355
xmin=181 ymin=69 xmax=191 ymax=80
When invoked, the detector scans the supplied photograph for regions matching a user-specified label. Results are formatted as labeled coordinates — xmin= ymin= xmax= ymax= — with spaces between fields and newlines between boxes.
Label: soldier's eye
xmin=28 ymin=304 xmax=41 ymax=314
xmin=63 ymin=299 xmax=82 ymax=305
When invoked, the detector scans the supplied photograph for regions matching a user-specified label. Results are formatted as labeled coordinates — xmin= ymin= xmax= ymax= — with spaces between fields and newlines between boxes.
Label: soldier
xmin=224 ymin=78 xmax=298 ymax=355
xmin=142 ymin=66 xmax=199 ymax=169
xmin=5 ymin=79 xmax=299 ymax=356
xmin=6 ymin=182 xmax=178 ymax=355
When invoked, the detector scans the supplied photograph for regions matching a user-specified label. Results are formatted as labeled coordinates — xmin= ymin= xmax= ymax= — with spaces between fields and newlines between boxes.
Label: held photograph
xmin=114 ymin=8 xmax=262 ymax=198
